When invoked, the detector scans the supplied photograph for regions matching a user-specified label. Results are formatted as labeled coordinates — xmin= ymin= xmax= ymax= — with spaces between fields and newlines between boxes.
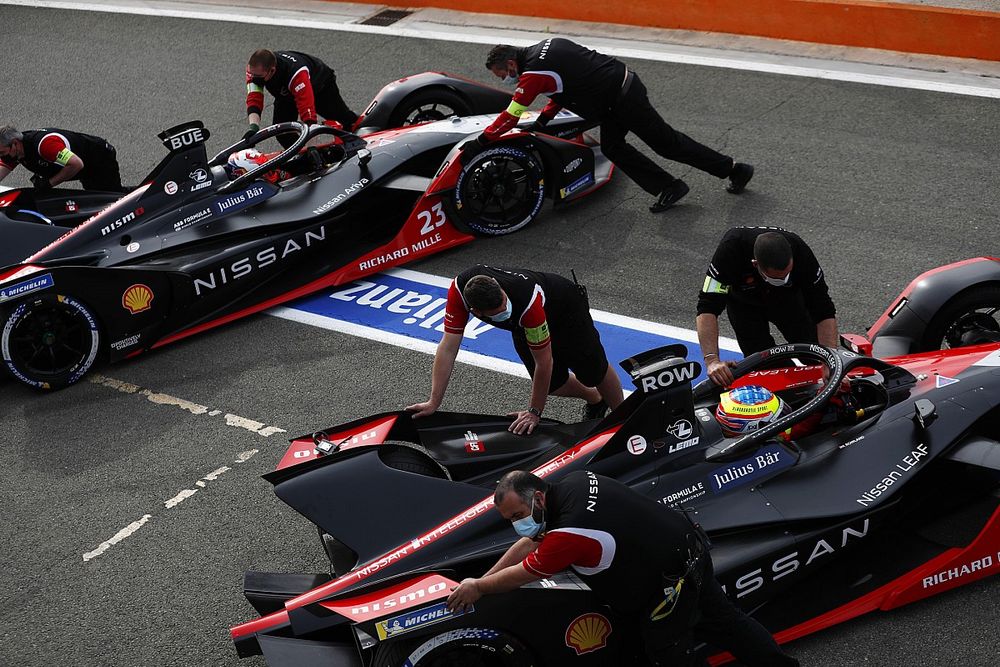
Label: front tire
xmin=389 ymin=89 xmax=471 ymax=127
xmin=451 ymin=145 xmax=545 ymax=236
xmin=1 ymin=294 xmax=101 ymax=390
xmin=373 ymin=627 xmax=534 ymax=667
xmin=919 ymin=285 xmax=1000 ymax=351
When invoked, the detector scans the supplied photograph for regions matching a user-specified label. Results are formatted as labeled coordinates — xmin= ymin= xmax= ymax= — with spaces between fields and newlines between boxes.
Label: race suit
xmin=697 ymin=226 xmax=837 ymax=355
xmin=0 ymin=128 xmax=122 ymax=191
xmin=483 ymin=37 xmax=735 ymax=194
xmin=444 ymin=264 xmax=608 ymax=390
xmin=524 ymin=471 xmax=797 ymax=666
xmin=245 ymin=50 xmax=358 ymax=148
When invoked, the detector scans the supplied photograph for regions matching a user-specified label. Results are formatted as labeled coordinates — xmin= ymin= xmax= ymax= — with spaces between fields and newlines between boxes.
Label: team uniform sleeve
xmin=288 ymin=67 xmax=317 ymax=123
xmin=697 ymin=240 xmax=738 ymax=316
xmin=443 ymin=279 xmax=470 ymax=334
xmin=246 ymin=67 xmax=265 ymax=116
xmin=37 ymin=134 xmax=76 ymax=167
xmin=794 ymin=243 xmax=837 ymax=322
xmin=522 ymin=530 xmax=603 ymax=577
xmin=519 ymin=287 xmax=551 ymax=349
xmin=484 ymin=72 xmax=560 ymax=141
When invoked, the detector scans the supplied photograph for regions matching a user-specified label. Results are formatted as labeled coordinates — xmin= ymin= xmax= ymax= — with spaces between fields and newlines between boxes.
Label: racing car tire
xmin=920 ymin=284 xmax=1000 ymax=350
xmin=451 ymin=145 xmax=545 ymax=236
xmin=380 ymin=441 xmax=451 ymax=480
xmin=389 ymin=89 xmax=471 ymax=127
xmin=1 ymin=293 xmax=101 ymax=390
xmin=373 ymin=627 xmax=533 ymax=667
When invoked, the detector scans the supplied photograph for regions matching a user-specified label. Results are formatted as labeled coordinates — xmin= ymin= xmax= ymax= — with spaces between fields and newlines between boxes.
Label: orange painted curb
xmin=396 ymin=0 xmax=1000 ymax=61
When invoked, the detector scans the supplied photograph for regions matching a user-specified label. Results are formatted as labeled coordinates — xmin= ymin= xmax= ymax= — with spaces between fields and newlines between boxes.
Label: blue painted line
xmin=280 ymin=268 xmax=742 ymax=387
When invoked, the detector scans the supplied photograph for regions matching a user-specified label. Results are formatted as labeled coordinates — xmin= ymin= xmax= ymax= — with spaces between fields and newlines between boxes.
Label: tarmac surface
xmin=0 ymin=4 xmax=998 ymax=666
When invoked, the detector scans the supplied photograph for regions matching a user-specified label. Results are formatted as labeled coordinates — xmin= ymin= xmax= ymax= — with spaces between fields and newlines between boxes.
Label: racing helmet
xmin=225 ymin=148 xmax=269 ymax=178
xmin=715 ymin=385 xmax=785 ymax=437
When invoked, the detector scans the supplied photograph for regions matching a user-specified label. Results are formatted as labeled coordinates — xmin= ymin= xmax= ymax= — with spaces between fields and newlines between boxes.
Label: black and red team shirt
xmin=443 ymin=265 xmax=585 ymax=350
xmin=246 ymin=50 xmax=334 ymax=123
xmin=522 ymin=470 xmax=694 ymax=614
xmin=0 ymin=128 xmax=111 ymax=179
xmin=697 ymin=226 xmax=837 ymax=323
xmin=484 ymin=37 xmax=627 ymax=141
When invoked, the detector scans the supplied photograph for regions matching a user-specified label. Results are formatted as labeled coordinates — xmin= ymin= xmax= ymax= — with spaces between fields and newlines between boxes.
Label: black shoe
xmin=582 ymin=399 xmax=609 ymax=421
xmin=649 ymin=179 xmax=689 ymax=213
xmin=726 ymin=162 xmax=754 ymax=194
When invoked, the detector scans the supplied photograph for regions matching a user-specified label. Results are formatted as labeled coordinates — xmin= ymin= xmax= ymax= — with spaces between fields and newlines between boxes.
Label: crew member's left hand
xmin=458 ymin=132 xmax=489 ymax=165
xmin=30 ymin=174 xmax=51 ymax=191
xmin=447 ymin=578 xmax=482 ymax=613
xmin=508 ymin=410 xmax=540 ymax=435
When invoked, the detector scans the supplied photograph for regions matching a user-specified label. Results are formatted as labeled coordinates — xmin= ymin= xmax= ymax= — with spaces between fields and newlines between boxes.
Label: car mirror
xmin=912 ymin=399 xmax=937 ymax=429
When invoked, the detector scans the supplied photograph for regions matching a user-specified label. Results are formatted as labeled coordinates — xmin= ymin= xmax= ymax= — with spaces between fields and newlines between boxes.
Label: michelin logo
xmin=376 ymin=602 xmax=466 ymax=640
xmin=0 ymin=273 xmax=54 ymax=303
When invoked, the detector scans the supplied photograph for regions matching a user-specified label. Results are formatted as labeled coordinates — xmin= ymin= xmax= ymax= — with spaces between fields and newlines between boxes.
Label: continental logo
xmin=122 ymin=284 xmax=154 ymax=314
xmin=565 ymin=612 xmax=611 ymax=655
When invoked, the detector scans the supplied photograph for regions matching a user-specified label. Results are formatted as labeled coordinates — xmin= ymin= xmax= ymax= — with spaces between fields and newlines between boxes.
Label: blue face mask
xmin=502 ymin=73 xmax=518 ymax=86
xmin=486 ymin=298 xmax=513 ymax=323
xmin=511 ymin=496 xmax=545 ymax=538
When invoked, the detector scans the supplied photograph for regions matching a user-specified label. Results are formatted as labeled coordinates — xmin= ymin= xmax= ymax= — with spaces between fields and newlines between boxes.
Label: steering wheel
xmin=695 ymin=344 xmax=895 ymax=461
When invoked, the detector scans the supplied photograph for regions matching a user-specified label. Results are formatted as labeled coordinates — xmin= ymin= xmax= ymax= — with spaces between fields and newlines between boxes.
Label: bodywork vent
xmin=358 ymin=9 xmax=413 ymax=26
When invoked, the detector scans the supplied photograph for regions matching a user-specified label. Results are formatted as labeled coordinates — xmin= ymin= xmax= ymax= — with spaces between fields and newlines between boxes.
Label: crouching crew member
xmin=469 ymin=38 xmax=754 ymax=213
xmin=447 ymin=470 xmax=799 ymax=666
xmin=0 ymin=125 xmax=123 ymax=191
xmin=243 ymin=49 xmax=358 ymax=148
xmin=406 ymin=265 xmax=624 ymax=434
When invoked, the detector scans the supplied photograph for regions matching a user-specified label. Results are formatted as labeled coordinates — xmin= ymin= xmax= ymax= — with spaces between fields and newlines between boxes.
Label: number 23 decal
xmin=418 ymin=202 xmax=447 ymax=234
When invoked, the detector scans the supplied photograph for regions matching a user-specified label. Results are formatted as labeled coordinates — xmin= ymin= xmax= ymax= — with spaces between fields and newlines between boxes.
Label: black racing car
xmin=0 ymin=99 xmax=613 ymax=390
xmin=230 ymin=258 xmax=1000 ymax=666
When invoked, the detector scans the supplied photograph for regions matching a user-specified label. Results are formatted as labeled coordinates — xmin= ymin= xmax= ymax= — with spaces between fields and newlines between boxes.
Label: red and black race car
xmin=0 ymin=99 xmax=612 ymax=390
xmin=230 ymin=259 xmax=1000 ymax=666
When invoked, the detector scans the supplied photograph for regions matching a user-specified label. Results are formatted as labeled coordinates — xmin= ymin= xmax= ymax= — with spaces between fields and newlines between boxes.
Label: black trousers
xmin=273 ymin=72 xmax=359 ymax=148
xmin=600 ymin=73 xmax=734 ymax=195
xmin=726 ymin=292 xmax=818 ymax=356
xmin=78 ymin=143 xmax=123 ymax=191
xmin=640 ymin=558 xmax=798 ymax=667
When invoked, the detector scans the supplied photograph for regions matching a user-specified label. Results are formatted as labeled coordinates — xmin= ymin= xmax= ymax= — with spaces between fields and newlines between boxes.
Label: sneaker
xmin=649 ymin=179 xmax=690 ymax=213
xmin=726 ymin=162 xmax=754 ymax=194
xmin=582 ymin=399 xmax=609 ymax=421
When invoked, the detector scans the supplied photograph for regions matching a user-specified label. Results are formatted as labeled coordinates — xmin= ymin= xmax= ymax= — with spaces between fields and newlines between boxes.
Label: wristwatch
xmin=527 ymin=407 xmax=542 ymax=417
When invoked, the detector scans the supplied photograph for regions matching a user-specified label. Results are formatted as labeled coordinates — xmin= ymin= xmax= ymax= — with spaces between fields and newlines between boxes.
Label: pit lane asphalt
xmin=1 ymin=6 xmax=998 ymax=666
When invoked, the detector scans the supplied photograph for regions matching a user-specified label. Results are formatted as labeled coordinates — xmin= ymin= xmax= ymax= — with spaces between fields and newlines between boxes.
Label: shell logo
xmin=564 ymin=612 xmax=612 ymax=655
xmin=122 ymin=284 xmax=154 ymax=314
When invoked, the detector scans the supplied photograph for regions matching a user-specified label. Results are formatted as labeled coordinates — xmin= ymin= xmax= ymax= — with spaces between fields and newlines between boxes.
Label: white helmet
xmin=226 ymin=148 xmax=268 ymax=177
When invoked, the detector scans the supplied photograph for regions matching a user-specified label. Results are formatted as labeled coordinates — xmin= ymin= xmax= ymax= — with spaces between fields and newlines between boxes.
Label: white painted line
xmin=82 ymin=514 xmax=152 ymax=561
xmin=165 ymin=489 xmax=198 ymax=508
xmin=88 ymin=374 xmax=287 ymax=438
xmin=4 ymin=0 xmax=998 ymax=98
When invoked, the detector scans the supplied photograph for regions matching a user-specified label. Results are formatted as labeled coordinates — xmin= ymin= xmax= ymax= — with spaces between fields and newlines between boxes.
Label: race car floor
xmin=1 ymin=4 xmax=999 ymax=665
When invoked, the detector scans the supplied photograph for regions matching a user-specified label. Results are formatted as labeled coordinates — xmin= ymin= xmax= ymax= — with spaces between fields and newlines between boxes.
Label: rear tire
xmin=2 ymin=294 xmax=101 ymax=390
xmin=919 ymin=285 xmax=1000 ymax=351
xmin=379 ymin=441 xmax=451 ymax=479
xmin=451 ymin=145 xmax=545 ymax=236
xmin=389 ymin=89 xmax=471 ymax=127
xmin=373 ymin=627 xmax=534 ymax=667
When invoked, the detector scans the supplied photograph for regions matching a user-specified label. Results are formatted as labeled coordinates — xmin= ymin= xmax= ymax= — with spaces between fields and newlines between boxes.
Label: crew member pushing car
xmin=0 ymin=125 xmax=123 ymax=191
xmin=447 ymin=470 xmax=799 ymax=666
xmin=467 ymin=38 xmax=754 ymax=213
xmin=243 ymin=49 xmax=358 ymax=148
xmin=406 ymin=265 xmax=624 ymax=434
xmin=697 ymin=227 xmax=839 ymax=386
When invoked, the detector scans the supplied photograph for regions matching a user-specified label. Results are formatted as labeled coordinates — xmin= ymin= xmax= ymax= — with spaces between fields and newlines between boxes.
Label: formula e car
xmin=0 ymin=72 xmax=509 ymax=231
xmin=231 ymin=258 xmax=1000 ymax=666
xmin=0 ymin=102 xmax=612 ymax=389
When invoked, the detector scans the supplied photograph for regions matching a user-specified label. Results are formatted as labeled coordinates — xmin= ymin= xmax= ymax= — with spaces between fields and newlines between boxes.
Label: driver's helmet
xmin=715 ymin=385 xmax=785 ymax=437
xmin=225 ymin=148 xmax=285 ymax=183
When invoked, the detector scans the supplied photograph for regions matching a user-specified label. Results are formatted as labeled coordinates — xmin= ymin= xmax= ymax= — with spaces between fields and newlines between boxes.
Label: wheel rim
xmin=460 ymin=155 xmax=537 ymax=227
xmin=405 ymin=103 xmax=457 ymax=125
xmin=8 ymin=301 xmax=94 ymax=378
xmin=943 ymin=307 xmax=1000 ymax=348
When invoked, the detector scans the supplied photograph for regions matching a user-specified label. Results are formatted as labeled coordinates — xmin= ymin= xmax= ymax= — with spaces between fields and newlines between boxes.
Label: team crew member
xmin=0 ymin=125 xmax=123 ymax=191
xmin=244 ymin=49 xmax=358 ymax=148
xmin=406 ymin=265 xmax=624 ymax=434
xmin=469 ymin=39 xmax=754 ymax=213
xmin=697 ymin=227 xmax=839 ymax=386
xmin=447 ymin=470 xmax=799 ymax=666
